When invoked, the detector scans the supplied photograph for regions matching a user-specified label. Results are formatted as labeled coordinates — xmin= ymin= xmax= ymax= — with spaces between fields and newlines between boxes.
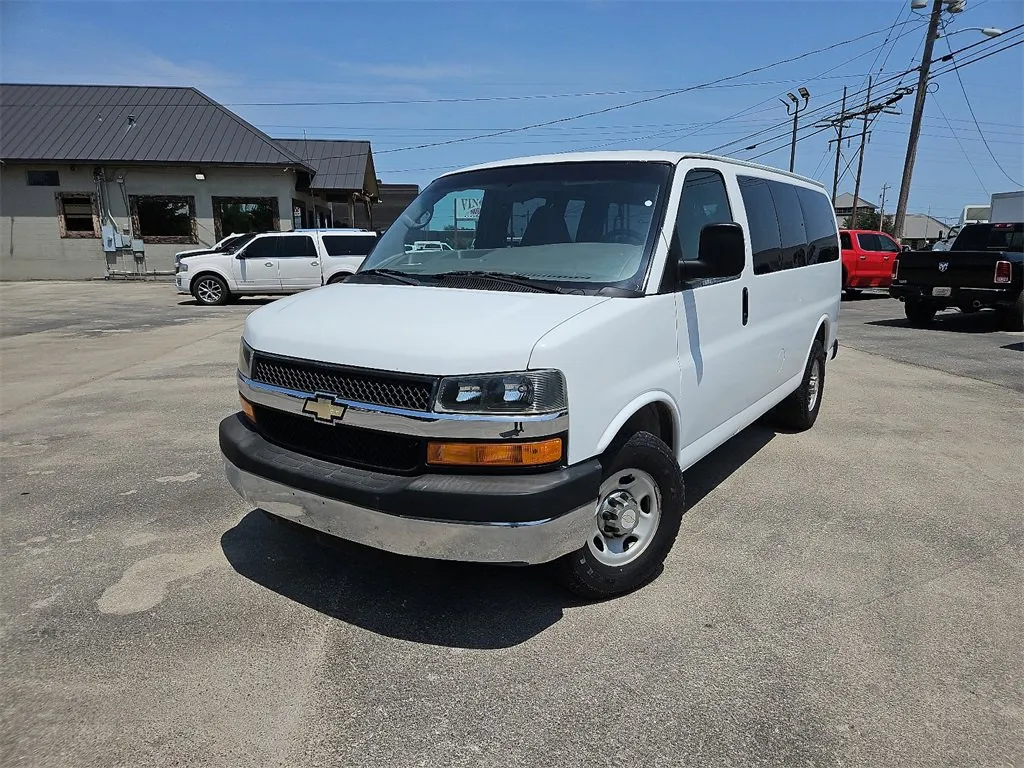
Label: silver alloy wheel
xmin=807 ymin=358 xmax=822 ymax=412
xmin=196 ymin=277 xmax=223 ymax=304
xmin=587 ymin=468 xmax=662 ymax=567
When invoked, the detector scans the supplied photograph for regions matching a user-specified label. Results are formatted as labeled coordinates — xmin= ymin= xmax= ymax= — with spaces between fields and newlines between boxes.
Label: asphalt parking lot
xmin=2 ymin=281 xmax=1022 ymax=768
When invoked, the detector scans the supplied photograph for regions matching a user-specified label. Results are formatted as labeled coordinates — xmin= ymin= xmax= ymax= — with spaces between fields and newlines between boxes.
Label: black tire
xmin=555 ymin=431 xmax=685 ymax=600
xmin=327 ymin=272 xmax=351 ymax=285
xmin=192 ymin=273 xmax=230 ymax=306
xmin=768 ymin=339 xmax=826 ymax=431
xmin=997 ymin=293 xmax=1024 ymax=332
xmin=904 ymin=299 xmax=936 ymax=327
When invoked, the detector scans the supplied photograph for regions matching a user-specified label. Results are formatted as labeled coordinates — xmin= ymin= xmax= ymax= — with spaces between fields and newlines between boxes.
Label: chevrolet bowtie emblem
xmin=302 ymin=395 xmax=347 ymax=423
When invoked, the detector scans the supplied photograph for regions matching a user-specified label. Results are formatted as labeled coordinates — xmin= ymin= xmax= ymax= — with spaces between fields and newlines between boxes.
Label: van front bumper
xmin=219 ymin=414 xmax=601 ymax=565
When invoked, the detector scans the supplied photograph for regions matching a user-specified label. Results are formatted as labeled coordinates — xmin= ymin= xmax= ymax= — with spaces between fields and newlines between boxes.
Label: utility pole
xmin=879 ymin=182 xmax=890 ymax=230
xmin=830 ymin=87 xmax=848 ymax=206
xmin=893 ymin=0 xmax=944 ymax=241
xmin=850 ymin=76 xmax=873 ymax=230
xmin=781 ymin=87 xmax=810 ymax=173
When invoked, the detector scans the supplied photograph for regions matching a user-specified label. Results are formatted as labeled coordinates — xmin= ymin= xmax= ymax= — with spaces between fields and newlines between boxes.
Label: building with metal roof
xmin=833 ymin=193 xmax=878 ymax=218
xmin=0 ymin=84 xmax=399 ymax=280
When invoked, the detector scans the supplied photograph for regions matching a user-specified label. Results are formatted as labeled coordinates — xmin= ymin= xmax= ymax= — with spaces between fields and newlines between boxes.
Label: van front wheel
xmin=555 ymin=431 xmax=685 ymax=600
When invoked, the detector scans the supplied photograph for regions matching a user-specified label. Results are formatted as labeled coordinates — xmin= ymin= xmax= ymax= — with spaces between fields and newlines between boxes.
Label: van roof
xmin=440 ymin=149 xmax=825 ymax=189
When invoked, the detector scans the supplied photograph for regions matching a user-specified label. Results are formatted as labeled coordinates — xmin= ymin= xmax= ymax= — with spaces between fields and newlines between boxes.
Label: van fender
xmin=593 ymin=390 xmax=681 ymax=458
xmin=802 ymin=314 xmax=832 ymax=363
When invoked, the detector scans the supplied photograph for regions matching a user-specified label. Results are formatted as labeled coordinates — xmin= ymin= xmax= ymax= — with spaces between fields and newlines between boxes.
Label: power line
xmin=240 ymin=22 xmax=953 ymax=166
xmin=940 ymin=19 xmax=1022 ymax=186
xmin=729 ymin=31 xmax=1023 ymax=164
xmin=932 ymin=94 xmax=990 ymax=193
xmin=609 ymin=19 xmax=929 ymax=153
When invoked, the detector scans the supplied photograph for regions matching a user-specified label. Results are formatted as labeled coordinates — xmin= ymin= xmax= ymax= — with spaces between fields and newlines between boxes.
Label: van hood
xmin=243 ymin=283 xmax=611 ymax=376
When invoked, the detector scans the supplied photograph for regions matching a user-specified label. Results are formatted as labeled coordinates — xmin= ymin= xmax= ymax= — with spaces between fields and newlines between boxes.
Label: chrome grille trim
xmin=251 ymin=355 xmax=436 ymax=412
xmin=238 ymin=373 xmax=568 ymax=440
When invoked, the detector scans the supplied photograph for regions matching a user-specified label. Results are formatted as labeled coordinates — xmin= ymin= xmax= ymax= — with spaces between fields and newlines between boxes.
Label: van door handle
xmin=264 ymin=261 xmax=274 ymax=267
xmin=311 ymin=260 xmax=319 ymax=266
xmin=742 ymin=287 xmax=749 ymax=326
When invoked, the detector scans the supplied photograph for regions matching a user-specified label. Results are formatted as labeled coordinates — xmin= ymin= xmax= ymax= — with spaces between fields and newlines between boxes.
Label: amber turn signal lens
xmin=426 ymin=438 xmax=562 ymax=467
xmin=240 ymin=395 xmax=256 ymax=423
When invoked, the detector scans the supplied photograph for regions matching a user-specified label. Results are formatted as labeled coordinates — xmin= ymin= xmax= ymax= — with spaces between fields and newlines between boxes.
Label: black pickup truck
xmin=889 ymin=222 xmax=1023 ymax=331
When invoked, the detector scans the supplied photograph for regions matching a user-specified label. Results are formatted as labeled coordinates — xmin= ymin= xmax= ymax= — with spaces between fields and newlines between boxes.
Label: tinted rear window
xmin=323 ymin=234 xmax=378 ymax=256
xmin=954 ymin=223 xmax=1024 ymax=252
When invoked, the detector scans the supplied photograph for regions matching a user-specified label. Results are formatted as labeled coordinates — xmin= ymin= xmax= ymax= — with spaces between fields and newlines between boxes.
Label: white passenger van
xmin=176 ymin=228 xmax=379 ymax=305
xmin=220 ymin=151 xmax=841 ymax=597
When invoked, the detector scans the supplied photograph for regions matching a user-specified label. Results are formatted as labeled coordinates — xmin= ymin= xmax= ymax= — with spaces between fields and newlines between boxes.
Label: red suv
xmin=840 ymin=229 xmax=902 ymax=295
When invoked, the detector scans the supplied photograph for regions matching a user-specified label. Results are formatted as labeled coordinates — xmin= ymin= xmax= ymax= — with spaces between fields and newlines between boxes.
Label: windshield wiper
xmin=350 ymin=268 xmax=421 ymax=286
xmin=436 ymin=270 xmax=564 ymax=294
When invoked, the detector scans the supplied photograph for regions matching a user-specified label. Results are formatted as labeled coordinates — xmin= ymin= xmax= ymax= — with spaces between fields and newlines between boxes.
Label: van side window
xmin=738 ymin=177 xmax=782 ymax=274
xmin=796 ymin=187 xmax=840 ymax=264
xmin=767 ymin=181 xmax=808 ymax=268
xmin=674 ymin=169 xmax=733 ymax=263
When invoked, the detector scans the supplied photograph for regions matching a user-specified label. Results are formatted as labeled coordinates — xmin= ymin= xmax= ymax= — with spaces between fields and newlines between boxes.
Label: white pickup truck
xmin=176 ymin=229 xmax=379 ymax=305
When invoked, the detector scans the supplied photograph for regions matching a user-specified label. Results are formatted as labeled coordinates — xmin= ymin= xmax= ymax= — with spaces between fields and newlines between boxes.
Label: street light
xmin=781 ymin=87 xmax=810 ymax=172
xmin=937 ymin=26 xmax=1004 ymax=38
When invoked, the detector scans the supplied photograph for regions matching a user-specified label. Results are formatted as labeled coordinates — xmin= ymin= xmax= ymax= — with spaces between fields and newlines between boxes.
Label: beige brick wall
xmin=0 ymin=164 xmax=303 ymax=280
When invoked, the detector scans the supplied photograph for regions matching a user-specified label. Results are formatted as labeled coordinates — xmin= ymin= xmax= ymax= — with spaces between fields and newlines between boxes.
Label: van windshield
xmin=359 ymin=160 xmax=674 ymax=294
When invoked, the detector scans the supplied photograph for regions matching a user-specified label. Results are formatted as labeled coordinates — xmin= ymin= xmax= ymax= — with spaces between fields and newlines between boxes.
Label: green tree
xmin=843 ymin=210 xmax=894 ymax=234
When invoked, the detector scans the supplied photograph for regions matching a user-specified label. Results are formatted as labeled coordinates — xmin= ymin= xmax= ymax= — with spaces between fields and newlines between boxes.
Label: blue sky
xmin=2 ymin=0 xmax=1021 ymax=223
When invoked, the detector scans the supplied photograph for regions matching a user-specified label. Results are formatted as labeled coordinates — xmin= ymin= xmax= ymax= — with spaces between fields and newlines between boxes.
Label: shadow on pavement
xmin=1002 ymin=341 xmax=1024 ymax=352
xmin=866 ymin=309 xmax=1007 ymax=334
xmin=841 ymin=290 xmax=890 ymax=302
xmin=177 ymin=297 xmax=277 ymax=307
xmin=220 ymin=424 xmax=778 ymax=649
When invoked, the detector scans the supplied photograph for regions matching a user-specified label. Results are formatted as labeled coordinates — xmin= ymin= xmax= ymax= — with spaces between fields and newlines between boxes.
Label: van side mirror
xmin=681 ymin=223 xmax=746 ymax=280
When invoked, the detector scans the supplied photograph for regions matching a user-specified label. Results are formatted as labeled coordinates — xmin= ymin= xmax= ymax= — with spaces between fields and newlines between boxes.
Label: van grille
xmin=254 ymin=406 xmax=423 ymax=474
xmin=252 ymin=356 xmax=436 ymax=412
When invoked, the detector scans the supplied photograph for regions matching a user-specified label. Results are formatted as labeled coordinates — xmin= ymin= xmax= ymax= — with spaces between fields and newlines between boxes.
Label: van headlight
xmin=435 ymin=370 xmax=566 ymax=414
xmin=238 ymin=339 xmax=254 ymax=378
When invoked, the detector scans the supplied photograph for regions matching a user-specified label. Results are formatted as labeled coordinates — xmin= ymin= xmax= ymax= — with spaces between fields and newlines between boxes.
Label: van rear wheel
xmin=555 ymin=431 xmax=685 ymax=600
xmin=769 ymin=339 xmax=826 ymax=431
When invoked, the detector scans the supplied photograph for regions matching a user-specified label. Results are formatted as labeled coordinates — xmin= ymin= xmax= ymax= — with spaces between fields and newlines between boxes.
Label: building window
xmin=212 ymin=196 xmax=280 ymax=240
xmin=55 ymin=193 xmax=99 ymax=238
xmin=27 ymin=170 xmax=60 ymax=186
xmin=130 ymin=195 xmax=197 ymax=244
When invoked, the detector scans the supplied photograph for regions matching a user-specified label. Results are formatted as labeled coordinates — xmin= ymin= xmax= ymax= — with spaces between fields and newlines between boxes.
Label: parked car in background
xmin=219 ymin=150 xmax=841 ymax=598
xmin=174 ymin=232 xmax=252 ymax=269
xmin=839 ymin=228 xmax=903 ymax=295
xmin=176 ymin=228 xmax=379 ymax=305
xmin=889 ymin=221 xmax=1023 ymax=330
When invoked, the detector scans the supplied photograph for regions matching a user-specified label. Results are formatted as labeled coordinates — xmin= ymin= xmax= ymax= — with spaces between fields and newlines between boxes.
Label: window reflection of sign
xmin=456 ymin=197 xmax=482 ymax=220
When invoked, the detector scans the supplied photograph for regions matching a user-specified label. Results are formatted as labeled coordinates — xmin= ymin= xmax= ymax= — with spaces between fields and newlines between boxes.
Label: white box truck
xmin=989 ymin=191 xmax=1024 ymax=224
